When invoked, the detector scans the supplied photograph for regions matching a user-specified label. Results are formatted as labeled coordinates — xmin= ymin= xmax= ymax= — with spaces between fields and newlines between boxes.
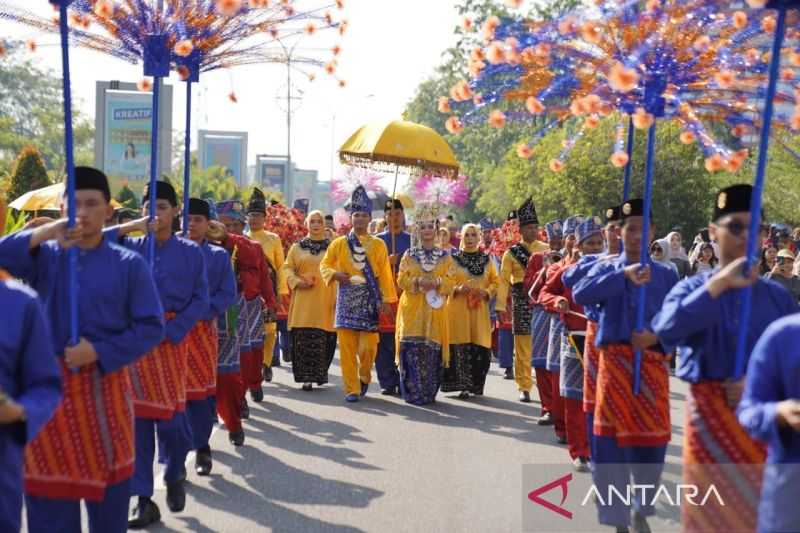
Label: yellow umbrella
xmin=394 ymin=192 xmax=414 ymax=209
xmin=10 ymin=183 xmax=122 ymax=211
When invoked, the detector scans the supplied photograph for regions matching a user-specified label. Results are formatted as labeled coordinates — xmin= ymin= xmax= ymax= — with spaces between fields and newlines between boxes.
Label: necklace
xmin=410 ymin=246 xmax=446 ymax=272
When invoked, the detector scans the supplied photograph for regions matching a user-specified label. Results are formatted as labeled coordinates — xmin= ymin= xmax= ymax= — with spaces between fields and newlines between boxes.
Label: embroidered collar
xmin=452 ymin=250 xmax=489 ymax=276
xmin=408 ymin=246 xmax=448 ymax=272
xmin=349 ymin=231 xmax=368 ymax=271
xmin=299 ymin=238 xmax=330 ymax=256
xmin=510 ymin=242 xmax=532 ymax=267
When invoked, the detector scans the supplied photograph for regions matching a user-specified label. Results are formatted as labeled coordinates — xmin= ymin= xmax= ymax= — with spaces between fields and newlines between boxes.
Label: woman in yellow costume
xmin=395 ymin=207 xmax=455 ymax=405
xmin=282 ymin=210 xmax=337 ymax=391
xmin=443 ymin=223 xmax=498 ymax=399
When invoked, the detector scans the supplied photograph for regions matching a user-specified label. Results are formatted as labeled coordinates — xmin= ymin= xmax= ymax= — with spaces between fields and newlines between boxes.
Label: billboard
xmin=257 ymin=157 xmax=288 ymax=199
xmin=198 ymin=130 xmax=248 ymax=186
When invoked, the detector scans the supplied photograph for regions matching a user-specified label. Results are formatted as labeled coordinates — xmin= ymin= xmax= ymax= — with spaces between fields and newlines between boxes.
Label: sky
xmin=1 ymin=0 xmax=463 ymax=187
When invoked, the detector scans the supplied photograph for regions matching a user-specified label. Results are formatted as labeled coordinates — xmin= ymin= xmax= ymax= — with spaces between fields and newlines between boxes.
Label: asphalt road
xmin=138 ymin=358 xmax=688 ymax=533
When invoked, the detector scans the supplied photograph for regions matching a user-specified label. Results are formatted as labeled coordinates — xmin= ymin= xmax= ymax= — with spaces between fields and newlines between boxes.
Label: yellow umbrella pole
xmin=390 ymin=163 xmax=399 ymax=259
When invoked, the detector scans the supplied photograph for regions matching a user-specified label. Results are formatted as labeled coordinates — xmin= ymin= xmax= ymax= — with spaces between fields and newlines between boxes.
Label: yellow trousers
xmin=263 ymin=322 xmax=277 ymax=367
xmin=337 ymin=329 xmax=378 ymax=396
xmin=514 ymin=334 xmax=533 ymax=392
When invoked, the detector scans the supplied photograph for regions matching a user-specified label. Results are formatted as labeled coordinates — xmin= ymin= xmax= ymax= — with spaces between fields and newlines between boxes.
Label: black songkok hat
xmin=143 ymin=180 xmax=177 ymax=207
xmin=384 ymin=198 xmax=404 ymax=212
xmin=604 ymin=205 xmax=621 ymax=223
xmin=247 ymin=187 xmax=267 ymax=215
xmin=713 ymin=184 xmax=753 ymax=222
xmin=506 ymin=210 xmax=517 ymax=221
xmin=73 ymin=166 xmax=111 ymax=202
xmin=188 ymin=197 xmax=211 ymax=219
xmin=517 ymin=197 xmax=539 ymax=227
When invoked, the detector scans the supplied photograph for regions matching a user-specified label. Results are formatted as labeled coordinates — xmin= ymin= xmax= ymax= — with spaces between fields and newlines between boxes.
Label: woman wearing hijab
xmin=395 ymin=207 xmax=455 ymax=405
xmin=443 ymin=223 xmax=499 ymax=399
xmin=691 ymin=242 xmax=718 ymax=275
xmin=650 ymin=238 xmax=679 ymax=276
xmin=282 ymin=211 xmax=337 ymax=391
xmin=666 ymin=231 xmax=690 ymax=278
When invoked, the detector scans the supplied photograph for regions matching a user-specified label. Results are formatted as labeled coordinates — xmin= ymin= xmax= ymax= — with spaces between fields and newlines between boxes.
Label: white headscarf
xmin=666 ymin=231 xmax=689 ymax=261
xmin=651 ymin=238 xmax=678 ymax=275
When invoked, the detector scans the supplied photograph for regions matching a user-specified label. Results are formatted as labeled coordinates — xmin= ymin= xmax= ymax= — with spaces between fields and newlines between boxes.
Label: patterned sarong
xmin=530 ymin=305 xmax=550 ymax=369
xmin=291 ymin=328 xmax=337 ymax=384
xmin=25 ymin=360 xmax=135 ymax=501
xmin=239 ymin=297 xmax=265 ymax=353
xmin=559 ymin=332 xmax=584 ymax=400
xmin=511 ymin=283 xmax=533 ymax=335
xmin=129 ymin=313 xmax=188 ymax=419
xmin=399 ymin=339 xmax=442 ymax=405
xmin=682 ymin=381 xmax=766 ymax=533
xmin=218 ymin=296 xmax=242 ymax=374
xmin=545 ymin=317 xmax=565 ymax=372
xmin=442 ymin=343 xmax=490 ymax=393
xmin=185 ymin=320 xmax=219 ymax=400
xmin=582 ymin=321 xmax=599 ymax=413
xmin=593 ymin=343 xmax=671 ymax=446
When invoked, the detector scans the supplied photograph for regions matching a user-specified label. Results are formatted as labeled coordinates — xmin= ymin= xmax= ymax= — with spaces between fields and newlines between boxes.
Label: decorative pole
xmin=623 ymin=114 xmax=634 ymax=202
xmin=181 ymin=53 xmax=200 ymax=237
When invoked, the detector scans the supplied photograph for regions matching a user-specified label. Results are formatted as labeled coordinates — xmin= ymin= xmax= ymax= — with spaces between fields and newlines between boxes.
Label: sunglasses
xmin=717 ymin=220 xmax=748 ymax=237
xmin=651 ymin=246 xmax=663 ymax=253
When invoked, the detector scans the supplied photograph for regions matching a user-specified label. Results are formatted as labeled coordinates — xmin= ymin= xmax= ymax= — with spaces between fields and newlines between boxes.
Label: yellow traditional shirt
xmin=246 ymin=228 xmax=288 ymax=295
xmin=282 ymin=239 xmax=337 ymax=332
xmin=395 ymin=248 xmax=455 ymax=365
xmin=496 ymin=239 xmax=548 ymax=312
xmin=447 ymin=251 xmax=498 ymax=348
xmin=319 ymin=233 xmax=398 ymax=304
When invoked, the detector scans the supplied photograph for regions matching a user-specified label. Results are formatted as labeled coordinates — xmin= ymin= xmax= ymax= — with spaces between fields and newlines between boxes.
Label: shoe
xmin=302 ymin=383 xmax=313 ymax=391
xmin=263 ymin=365 xmax=273 ymax=383
xmin=572 ymin=456 xmax=590 ymax=473
xmin=250 ymin=387 xmax=264 ymax=403
xmin=458 ymin=391 xmax=470 ymax=399
xmin=471 ymin=387 xmax=484 ymax=396
xmin=345 ymin=394 xmax=359 ymax=403
xmin=229 ymin=429 xmax=245 ymax=446
xmin=616 ymin=529 xmax=630 ymax=533
xmin=195 ymin=447 xmax=212 ymax=476
xmin=128 ymin=497 xmax=161 ymax=529
xmin=284 ymin=352 xmax=292 ymax=363
xmin=632 ymin=511 xmax=652 ymax=533
xmin=240 ymin=399 xmax=250 ymax=420
xmin=519 ymin=391 xmax=531 ymax=403
xmin=537 ymin=412 xmax=554 ymax=426
xmin=557 ymin=435 xmax=567 ymax=445
xmin=165 ymin=479 xmax=186 ymax=512
xmin=504 ymin=368 xmax=514 ymax=380
xmin=360 ymin=381 xmax=369 ymax=397
xmin=381 ymin=386 xmax=398 ymax=396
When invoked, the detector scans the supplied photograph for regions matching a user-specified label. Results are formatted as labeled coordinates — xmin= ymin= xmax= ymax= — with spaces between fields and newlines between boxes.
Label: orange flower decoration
xmin=516 ymin=144 xmax=532 ymax=159
xmin=336 ymin=0 xmax=345 ymax=8
xmin=715 ymin=70 xmax=735 ymax=88
xmin=437 ymin=96 xmax=451 ymax=114
xmin=581 ymin=22 xmax=602 ymax=44
xmin=781 ymin=68 xmax=795 ymax=82
xmin=94 ymin=0 xmax=114 ymax=19
xmin=732 ymin=11 xmax=748 ymax=30
xmin=487 ymin=41 xmax=506 ymax=65
xmin=468 ymin=60 xmax=486 ymax=77
xmin=610 ymin=151 xmax=629 ymax=168
xmin=549 ymin=159 xmax=565 ymax=173
xmin=504 ymin=0 xmax=523 ymax=7
xmin=608 ymin=62 xmax=639 ymax=93
xmin=731 ymin=124 xmax=748 ymax=138
xmin=525 ymin=96 xmax=545 ymax=114
xmin=584 ymin=94 xmax=602 ymax=114
xmin=462 ymin=17 xmax=473 ymax=31
xmin=176 ymin=66 xmax=191 ymax=81
xmin=632 ymin=108 xmax=654 ymax=130
xmin=680 ymin=131 xmax=696 ymax=144
xmin=338 ymin=80 xmax=346 ymax=88
xmin=0 ymin=42 xmax=5 ymax=58
xmin=325 ymin=62 xmax=336 ymax=75
xmin=704 ymin=154 xmax=724 ymax=173
xmin=305 ymin=23 xmax=317 ymax=35
xmin=746 ymin=0 xmax=767 ymax=6
xmin=228 ymin=92 xmax=238 ymax=104
xmin=174 ymin=40 xmax=194 ymax=58
xmin=488 ymin=110 xmax=506 ymax=129
xmin=332 ymin=45 xmax=342 ymax=56
xmin=472 ymin=94 xmax=483 ymax=105
xmin=645 ymin=0 xmax=660 ymax=12
xmin=483 ymin=16 xmax=500 ymax=41
xmin=445 ymin=116 xmax=464 ymax=134
xmin=558 ymin=17 xmax=577 ymax=35
xmin=693 ymin=35 xmax=711 ymax=52
xmin=792 ymin=112 xmax=800 ymax=131
xmin=471 ymin=47 xmax=485 ymax=62
xmin=137 ymin=78 xmax=153 ymax=92
xmin=216 ymin=0 xmax=242 ymax=17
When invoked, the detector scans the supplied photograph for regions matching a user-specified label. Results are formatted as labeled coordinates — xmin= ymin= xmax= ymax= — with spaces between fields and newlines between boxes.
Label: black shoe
xmin=504 ymin=368 xmax=514 ymax=380
xmin=250 ymin=387 xmax=264 ymax=403
xmin=302 ymin=383 xmax=313 ymax=391
xmin=381 ymin=386 xmax=397 ymax=396
xmin=616 ymin=529 xmax=630 ymax=533
xmin=537 ymin=412 xmax=554 ymax=426
xmin=263 ymin=365 xmax=273 ymax=383
xmin=128 ymin=497 xmax=161 ymax=529
xmin=458 ymin=391 xmax=470 ymax=399
xmin=165 ymin=479 xmax=186 ymax=513
xmin=632 ymin=511 xmax=652 ymax=533
xmin=240 ymin=399 xmax=250 ymax=420
xmin=360 ymin=381 xmax=369 ymax=397
xmin=557 ymin=435 xmax=567 ymax=445
xmin=229 ymin=429 xmax=245 ymax=446
xmin=195 ymin=447 xmax=212 ymax=476
xmin=519 ymin=391 xmax=531 ymax=403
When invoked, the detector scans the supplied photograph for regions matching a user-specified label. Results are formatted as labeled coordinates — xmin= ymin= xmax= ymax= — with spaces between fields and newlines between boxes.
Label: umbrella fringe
xmin=338 ymin=152 xmax=459 ymax=179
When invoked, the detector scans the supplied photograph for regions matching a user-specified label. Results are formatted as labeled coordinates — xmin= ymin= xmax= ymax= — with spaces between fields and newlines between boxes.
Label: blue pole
xmin=55 ymin=0 xmax=78 ymax=346
xmin=733 ymin=7 xmax=788 ymax=378
xmin=182 ymin=81 xmax=192 ymax=237
xmin=147 ymin=77 xmax=161 ymax=264
xmin=622 ymin=114 xmax=634 ymax=202
xmin=633 ymin=121 xmax=657 ymax=395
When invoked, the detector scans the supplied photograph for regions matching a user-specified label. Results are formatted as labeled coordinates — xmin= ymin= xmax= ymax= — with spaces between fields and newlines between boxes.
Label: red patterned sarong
xmin=593 ymin=343 xmax=670 ymax=447
xmin=129 ymin=313 xmax=187 ymax=419
xmin=378 ymin=301 xmax=398 ymax=333
xmin=682 ymin=381 xmax=766 ymax=533
xmin=582 ymin=321 xmax=599 ymax=413
xmin=24 ymin=360 xmax=135 ymax=501
xmin=185 ymin=320 xmax=219 ymax=400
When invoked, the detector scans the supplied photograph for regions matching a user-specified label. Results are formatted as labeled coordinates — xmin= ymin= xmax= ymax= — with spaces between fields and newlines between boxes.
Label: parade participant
xmin=653 ymin=184 xmax=797 ymax=532
xmin=0 ymin=272 xmax=61 ymax=533
xmin=282 ymin=210 xmax=337 ymax=390
xmin=525 ymin=219 xmax=564 ymax=425
xmin=573 ymin=199 xmax=677 ymax=532
xmin=106 ymin=180 xmax=209 ymax=527
xmin=539 ymin=218 xmax=605 ymax=472
xmin=245 ymin=188 xmax=288 ymax=382
xmin=395 ymin=208 xmax=455 ymax=405
xmin=320 ymin=185 xmax=397 ymax=402
xmin=185 ymin=198 xmax=237 ymax=476
xmin=478 ymin=217 xmax=502 ymax=366
xmin=443 ymin=223 xmax=498 ymax=398
xmin=214 ymin=200 xmax=276 ymax=423
xmin=738 ymin=314 xmax=800 ymax=533
xmin=0 ymin=167 xmax=164 ymax=532
xmin=375 ymin=199 xmax=412 ymax=395
xmin=496 ymin=198 xmax=549 ymax=402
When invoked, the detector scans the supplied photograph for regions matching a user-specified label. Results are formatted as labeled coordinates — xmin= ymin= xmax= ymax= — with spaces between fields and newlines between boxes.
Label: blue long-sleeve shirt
xmin=562 ymin=254 xmax=603 ymax=322
xmin=653 ymin=270 xmax=797 ymax=383
xmin=573 ymin=254 xmax=678 ymax=348
xmin=0 ymin=230 xmax=165 ymax=374
xmin=201 ymin=240 xmax=237 ymax=320
xmin=107 ymin=229 xmax=209 ymax=344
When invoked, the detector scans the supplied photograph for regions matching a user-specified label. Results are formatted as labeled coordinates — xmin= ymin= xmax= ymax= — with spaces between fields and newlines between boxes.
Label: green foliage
xmin=7 ymin=145 xmax=50 ymax=203
xmin=116 ymin=184 xmax=139 ymax=209
xmin=3 ymin=209 xmax=26 ymax=235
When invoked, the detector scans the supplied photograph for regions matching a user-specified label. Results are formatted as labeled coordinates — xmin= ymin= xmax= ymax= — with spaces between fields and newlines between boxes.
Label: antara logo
xmin=527 ymin=473 xmax=573 ymax=520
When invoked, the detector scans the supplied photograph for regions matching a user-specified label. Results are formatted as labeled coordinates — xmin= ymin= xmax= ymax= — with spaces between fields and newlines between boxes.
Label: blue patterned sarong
xmin=545 ymin=316 xmax=565 ymax=372
xmin=530 ymin=306 xmax=551 ymax=369
xmin=559 ymin=332 xmax=584 ymax=400
xmin=399 ymin=340 xmax=442 ymax=405
xmin=334 ymin=232 xmax=381 ymax=331
xmin=218 ymin=295 xmax=243 ymax=374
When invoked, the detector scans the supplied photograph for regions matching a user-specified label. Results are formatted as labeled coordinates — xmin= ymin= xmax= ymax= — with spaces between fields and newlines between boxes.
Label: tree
xmin=6 ymin=145 xmax=51 ymax=204
xmin=116 ymin=183 xmax=139 ymax=209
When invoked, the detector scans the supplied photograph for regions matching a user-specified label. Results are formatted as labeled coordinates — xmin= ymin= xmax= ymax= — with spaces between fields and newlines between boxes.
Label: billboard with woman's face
xmin=103 ymin=90 xmax=152 ymax=182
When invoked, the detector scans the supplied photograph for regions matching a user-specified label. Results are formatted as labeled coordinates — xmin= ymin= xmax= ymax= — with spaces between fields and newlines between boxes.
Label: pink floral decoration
xmin=413 ymin=174 xmax=470 ymax=208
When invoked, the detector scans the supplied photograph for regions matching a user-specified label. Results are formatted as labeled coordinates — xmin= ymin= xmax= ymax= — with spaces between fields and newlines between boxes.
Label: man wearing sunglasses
xmin=653 ymin=184 xmax=798 ymax=532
